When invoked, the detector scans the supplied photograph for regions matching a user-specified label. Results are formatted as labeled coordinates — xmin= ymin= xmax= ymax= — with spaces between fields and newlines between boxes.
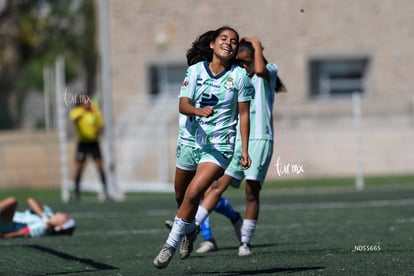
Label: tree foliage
xmin=0 ymin=0 xmax=97 ymax=129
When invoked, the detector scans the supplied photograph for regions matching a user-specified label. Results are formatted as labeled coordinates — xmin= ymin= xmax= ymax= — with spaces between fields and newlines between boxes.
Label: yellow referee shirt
xmin=70 ymin=104 xmax=104 ymax=142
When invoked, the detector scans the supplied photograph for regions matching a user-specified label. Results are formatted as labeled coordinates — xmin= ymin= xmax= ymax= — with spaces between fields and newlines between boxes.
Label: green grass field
xmin=1 ymin=176 xmax=413 ymax=275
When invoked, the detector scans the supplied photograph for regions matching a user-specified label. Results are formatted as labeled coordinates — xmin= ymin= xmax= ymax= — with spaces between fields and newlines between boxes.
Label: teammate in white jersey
xmin=194 ymin=37 xmax=286 ymax=256
xmin=0 ymin=197 xmax=76 ymax=238
xmin=153 ymin=26 xmax=253 ymax=269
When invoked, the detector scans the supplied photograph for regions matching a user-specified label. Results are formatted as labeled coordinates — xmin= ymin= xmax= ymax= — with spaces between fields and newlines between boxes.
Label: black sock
xmin=100 ymin=171 xmax=108 ymax=195
xmin=74 ymin=173 xmax=81 ymax=198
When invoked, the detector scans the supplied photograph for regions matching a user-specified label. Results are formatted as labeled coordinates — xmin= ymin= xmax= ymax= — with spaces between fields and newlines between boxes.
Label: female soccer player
xmin=194 ymin=37 xmax=286 ymax=256
xmin=0 ymin=197 xmax=76 ymax=238
xmin=153 ymin=26 xmax=253 ymax=269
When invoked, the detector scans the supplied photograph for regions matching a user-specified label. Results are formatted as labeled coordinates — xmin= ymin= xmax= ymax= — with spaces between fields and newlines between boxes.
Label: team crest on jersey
xmin=224 ymin=77 xmax=234 ymax=90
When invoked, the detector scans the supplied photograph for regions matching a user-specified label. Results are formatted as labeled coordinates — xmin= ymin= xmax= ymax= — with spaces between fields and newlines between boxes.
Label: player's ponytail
xmin=275 ymin=75 xmax=287 ymax=93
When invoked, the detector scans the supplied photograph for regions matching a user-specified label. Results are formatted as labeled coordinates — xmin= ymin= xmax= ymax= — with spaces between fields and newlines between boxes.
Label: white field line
xmin=72 ymin=198 xmax=414 ymax=237
xmin=71 ymin=198 xmax=414 ymax=219
xmin=77 ymin=228 xmax=165 ymax=236
xmin=260 ymin=198 xmax=414 ymax=211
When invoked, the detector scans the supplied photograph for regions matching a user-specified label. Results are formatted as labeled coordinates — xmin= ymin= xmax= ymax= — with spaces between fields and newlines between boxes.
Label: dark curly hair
xmin=186 ymin=26 xmax=240 ymax=66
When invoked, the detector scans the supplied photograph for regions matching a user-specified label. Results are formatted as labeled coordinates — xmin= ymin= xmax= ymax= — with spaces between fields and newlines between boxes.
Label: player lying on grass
xmin=0 ymin=197 xmax=76 ymax=238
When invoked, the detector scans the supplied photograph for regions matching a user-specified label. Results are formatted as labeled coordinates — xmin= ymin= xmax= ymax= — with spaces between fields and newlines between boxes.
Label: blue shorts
xmin=176 ymin=143 xmax=233 ymax=171
xmin=225 ymin=139 xmax=273 ymax=188
xmin=0 ymin=222 xmax=25 ymax=235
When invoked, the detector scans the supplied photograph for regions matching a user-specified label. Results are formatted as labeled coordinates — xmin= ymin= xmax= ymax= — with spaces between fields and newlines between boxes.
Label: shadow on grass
xmin=202 ymin=266 xmax=325 ymax=275
xmin=190 ymin=242 xmax=325 ymax=274
xmin=0 ymin=244 xmax=119 ymax=275
xmin=213 ymin=241 xmax=315 ymax=252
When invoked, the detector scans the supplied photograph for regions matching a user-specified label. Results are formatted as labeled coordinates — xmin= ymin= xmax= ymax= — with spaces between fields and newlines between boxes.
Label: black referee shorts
xmin=75 ymin=141 xmax=102 ymax=162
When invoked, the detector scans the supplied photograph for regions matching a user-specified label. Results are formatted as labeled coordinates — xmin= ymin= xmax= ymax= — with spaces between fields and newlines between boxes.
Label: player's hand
xmin=240 ymin=153 xmax=251 ymax=170
xmin=240 ymin=37 xmax=264 ymax=51
xmin=197 ymin=106 xmax=216 ymax=118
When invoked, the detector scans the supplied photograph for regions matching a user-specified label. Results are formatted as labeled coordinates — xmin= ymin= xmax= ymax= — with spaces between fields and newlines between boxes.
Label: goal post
xmin=52 ymin=56 xmax=71 ymax=202
xmin=352 ymin=92 xmax=364 ymax=191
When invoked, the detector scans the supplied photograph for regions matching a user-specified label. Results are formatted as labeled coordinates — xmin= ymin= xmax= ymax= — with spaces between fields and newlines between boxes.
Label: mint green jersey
xmin=178 ymin=61 xmax=252 ymax=152
xmin=12 ymin=205 xmax=54 ymax=237
xmin=244 ymin=63 xmax=278 ymax=141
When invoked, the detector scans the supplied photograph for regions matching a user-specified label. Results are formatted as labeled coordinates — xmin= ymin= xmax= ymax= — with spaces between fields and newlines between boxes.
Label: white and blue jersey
xmin=178 ymin=60 xmax=253 ymax=152
xmin=248 ymin=63 xmax=278 ymax=141
xmin=225 ymin=63 xmax=279 ymax=186
xmin=7 ymin=205 xmax=54 ymax=237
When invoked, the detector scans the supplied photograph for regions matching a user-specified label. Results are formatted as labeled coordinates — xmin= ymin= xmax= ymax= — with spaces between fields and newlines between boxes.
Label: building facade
xmin=104 ymin=0 xmax=414 ymax=182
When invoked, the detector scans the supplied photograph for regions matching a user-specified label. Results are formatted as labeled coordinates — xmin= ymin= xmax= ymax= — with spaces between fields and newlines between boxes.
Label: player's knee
xmin=245 ymin=181 xmax=260 ymax=202
xmin=4 ymin=197 xmax=18 ymax=208
xmin=210 ymin=181 xmax=228 ymax=195
xmin=209 ymin=184 xmax=222 ymax=195
xmin=175 ymin=195 xmax=184 ymax=207
xmin=8 ymin=196 xmax=17 ymax=202
xmin=245 ymin=191 xmax=259 ymax=203
xmin=185 ymin=189 xmax=203 ymax=205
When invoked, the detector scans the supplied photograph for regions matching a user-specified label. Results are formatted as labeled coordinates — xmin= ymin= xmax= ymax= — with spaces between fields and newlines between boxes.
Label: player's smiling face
xmin=210 ymin=29 xmax=238 ymax=61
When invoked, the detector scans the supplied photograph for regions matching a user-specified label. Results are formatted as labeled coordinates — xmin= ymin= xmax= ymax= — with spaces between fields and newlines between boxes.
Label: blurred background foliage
xmin=0 ymin=0 xmax=97 ymax=129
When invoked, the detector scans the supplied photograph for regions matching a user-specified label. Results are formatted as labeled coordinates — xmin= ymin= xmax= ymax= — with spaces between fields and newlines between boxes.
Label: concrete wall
xmin=106 ymin=0 xmax=414 ymax=116
xmin=0 ymin=131 xmax=62 ymax=188
xmin=103 ymin=0 xmax=414 ymax=180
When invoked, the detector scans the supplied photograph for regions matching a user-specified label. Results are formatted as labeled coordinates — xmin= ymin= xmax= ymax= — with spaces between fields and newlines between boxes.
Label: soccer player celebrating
xmin=194 ymin=37 xmax=286 ymax=256
xmin=153 ymin=26 xmax=253 ymax=269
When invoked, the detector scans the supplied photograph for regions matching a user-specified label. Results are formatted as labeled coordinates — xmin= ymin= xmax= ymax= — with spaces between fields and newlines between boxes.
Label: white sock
xmin=195 ymin=206 xmax=209 ymax=224
xmin=166 ymin=216 xmax=189 ymax=248
xmin=185 ymin=219 xmax=197 ymax=234
xmin=241 ymin=219 xmax=256 ymax=244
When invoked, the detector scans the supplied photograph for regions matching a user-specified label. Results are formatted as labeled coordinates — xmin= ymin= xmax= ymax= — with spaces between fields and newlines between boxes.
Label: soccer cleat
xmin=153 ymin=244 xmax=176 ymax=269
xmin=70 ymin=192 xmax=81 ymax=203
xmin=196 ymin=239 xmax=218 ymax=253
xmin=164 ymin=220 xmax=173 ymax=230
xmin=238 ymin=243 xmax=252 ymax=256
xmin=232 ymin=213 xmax=242 ymax=242
xmin=179 ymin=225 xmax=199 ymax=259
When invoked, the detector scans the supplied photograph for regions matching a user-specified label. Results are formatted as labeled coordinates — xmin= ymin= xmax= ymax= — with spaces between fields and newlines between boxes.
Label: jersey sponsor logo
xmin=196 ymin=77 xmax=203 ymax=86
xmin=182 ymin=80 xmax=189 ymax=87
xmin=197 ymin=77 xmax=221 ymax=89
xmin=200 ymin=92 xmax=219 ymax=107
xmin=203 ymin=80 xmax=221 ymax=89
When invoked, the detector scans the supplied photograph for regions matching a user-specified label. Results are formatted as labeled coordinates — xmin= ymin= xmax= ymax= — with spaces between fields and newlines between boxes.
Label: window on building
xmin=309 ymin=57 xmax=369 ymax=98
xmin=148 ymin=63 xmax=187 ymax=96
